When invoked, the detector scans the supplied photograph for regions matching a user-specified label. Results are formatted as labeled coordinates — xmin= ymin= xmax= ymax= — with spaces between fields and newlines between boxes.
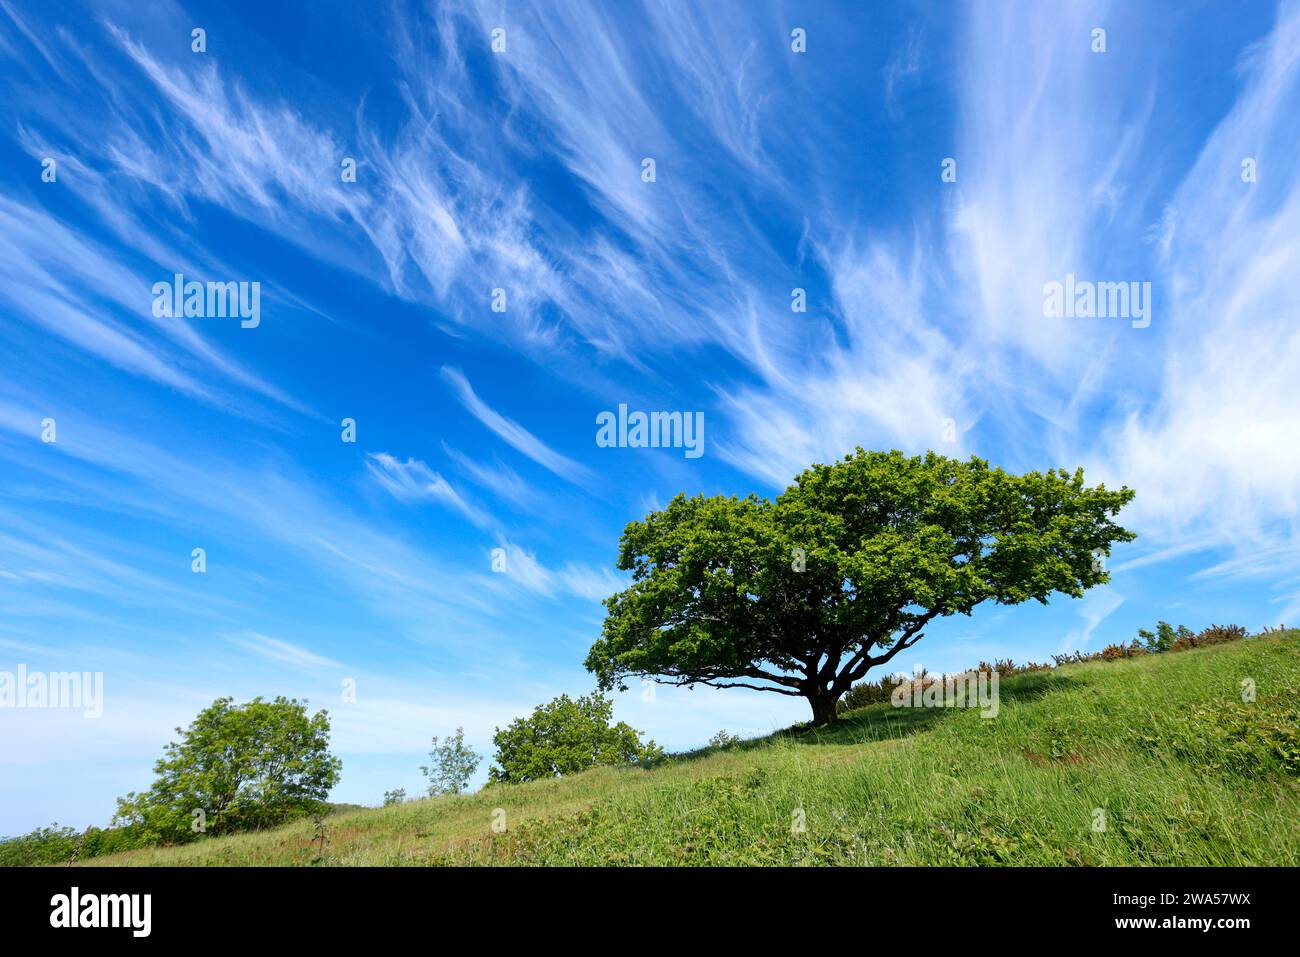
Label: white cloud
xmin=487 ymin=540 xmax=556 ymax=597
xmin=1057 ymin=588 xmax=1126 ymax=655
xmin=366 ymin=453 xmax=494 ymax=529
xmin=232 ymin=632 xmax=343 ymax=670
xmin=558 ymin=563 xmax=625 ymax=604
xmin=440 ymin=367 xmax=593 ymax=485
xmin=442 ymin=443 xmax=538 ymax=509
xmin=717 ymin=241 xmax=976 ymax=485
xmin=482 ymin=540 xmax=622 ymax=606
xmin=1091 ymin=0 xmax=1300 ymax=548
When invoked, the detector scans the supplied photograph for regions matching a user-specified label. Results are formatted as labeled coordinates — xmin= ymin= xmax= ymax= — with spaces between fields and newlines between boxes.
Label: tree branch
xmin=694 ymin=680 xmax=805 ymax=697
xmin=647 ymin=665 xmax=805 ymax=696
xmin=865 ymin=625 xmax=930 ymax=670
xmin=650 ymin=673 xmax=806 ymax=697
xmin=837 ymin=609 xmax=942 ymax=686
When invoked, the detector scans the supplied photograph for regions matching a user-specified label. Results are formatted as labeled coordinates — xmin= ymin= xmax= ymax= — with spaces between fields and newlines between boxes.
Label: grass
xmin=85 ymin=631 xmax=1300 ymax=866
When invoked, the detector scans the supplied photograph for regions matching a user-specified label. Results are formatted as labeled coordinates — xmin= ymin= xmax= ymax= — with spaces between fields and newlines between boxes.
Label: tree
xmin=421 ymin=727 xmax=480 ymax=796
xmin=382 ymin=788 xmax=407 ymax=806
xmin=488 ymin=693 xmax=664 ymax=784
xmin=114 ymin=696 xmax=341 ymax=841
xmin=1138 ymin=620 xmax=1193 ymax=653
xmin=709 ymin=730 xmax=741 ymax=749
xmin=587 ymin=448 xmax=1136 ymax=726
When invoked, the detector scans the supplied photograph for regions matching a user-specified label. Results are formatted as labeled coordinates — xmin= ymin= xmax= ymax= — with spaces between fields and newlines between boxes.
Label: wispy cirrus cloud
xmin=1091 ymin=0 xmax=1300 ymax=549
xmin=480 ymin=539 xmax=623 ymax=606
xmin=440 ymin=366 xmax=593 ymax=486
xmin=442 ymin=443 xmax=538 ymax=510
xmin=232 ymin=631 xmax=343 ymax=670
xmin=366 ymin=452 xmax=495 ymax=530
xmin=0 ymin=196 xmax=311 ymax=417
xmin=716 ymin=240 xmax=977 ymax=485
xmin=0 ymin=390 xmax=499 ymax=631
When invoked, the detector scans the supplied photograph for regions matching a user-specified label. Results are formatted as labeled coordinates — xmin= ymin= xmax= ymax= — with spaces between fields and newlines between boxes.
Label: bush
xmin=73 ymin=824 xmax=155 ymax=858
xmin=382 ymin=789 xmax=407 ymax=807
xmin=839 ymin=659 xmax=1052 ymax=715
xmin=838 ymin=672 xmax=912 ymax=712
xmin=0 ymin=823 xmax=154 ymax=866
xmin=975 ymin=658 xmax=1052 ymax=677
xmin=709 ymin=730 xmax=741 ymax=749
xmin=488 ymin=693 xmax=663 ymax=784
xmin=1186 ymin=623 xmax=1249 ymax=648
xmin=839 ymin=623 xmax=1255 ymax=713
xmin=0 ymin=825 xmax=79 ymax=866
xmin=1062 ymin=622 xmax=1252 ymax=665
xmin=1138 ymin=621 xmax=1193 ymax=653
xmin=113 ymin=696 xmax=341 ymax=843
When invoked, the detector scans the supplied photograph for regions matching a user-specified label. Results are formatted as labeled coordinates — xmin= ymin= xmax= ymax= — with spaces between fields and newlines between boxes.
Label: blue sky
xmin=2 ymin=0 xmax=1299 ymax=835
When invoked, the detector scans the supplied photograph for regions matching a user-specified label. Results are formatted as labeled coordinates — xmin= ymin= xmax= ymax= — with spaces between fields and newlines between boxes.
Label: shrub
xmin=382 ymin=788 xmax=407 ymax=807
xmin=1139 ymin=621 xmax=1193 ymax=653
xmin=1194 ymin=623 xmax=1249 ymax=646
xmin=0 ymin=825 xmax=79 ymax=866
xmin=838 ymin=672 xmax=911 ymax=712
xmin=0 ymin=823 xmax=154 ymax=866
xmin=839 ymin=659 xmax=1052 ymax=714
xmin=975 ymin=658 xmax=1051 ymax=677
xmin=840 ymin=623 xmax=1255 ymax=713
xmin=73 ymin=824 xmax=155 ymax=859
xmin=488 ymin=693 xmax=663 ymax=784
xmin=709 ymin=730 xmax=741 ymax=749
xmin=1051 ymin=650 xmax=1090 ymax=667
xmin=1061 ymin=621 xmax=1252 ymax=666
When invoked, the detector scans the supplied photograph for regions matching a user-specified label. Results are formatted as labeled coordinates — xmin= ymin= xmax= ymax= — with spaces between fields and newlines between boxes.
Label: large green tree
xmin=587 ymin=449 xmax=1135 ymax=726
xmin=114 ymin=696 xmax=342 ymax=842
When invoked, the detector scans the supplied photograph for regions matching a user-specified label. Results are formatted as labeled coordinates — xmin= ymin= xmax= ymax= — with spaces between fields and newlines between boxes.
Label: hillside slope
xmin=87 ymin=631 xmax=1300 ymax=866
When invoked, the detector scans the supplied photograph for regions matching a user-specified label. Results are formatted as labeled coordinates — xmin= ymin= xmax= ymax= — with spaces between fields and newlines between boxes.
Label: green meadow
xmin=84 ymin=630 xmax=1299 ymax=866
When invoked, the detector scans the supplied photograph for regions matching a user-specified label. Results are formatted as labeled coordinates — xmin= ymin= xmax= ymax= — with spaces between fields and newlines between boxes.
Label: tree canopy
xmin=114 ymin=695 xmax=341 ymax=841
xmin=586 ymin=448 xmax=1136 ymax=725
xmin=488 ymin=693 xmax=663 ymax=784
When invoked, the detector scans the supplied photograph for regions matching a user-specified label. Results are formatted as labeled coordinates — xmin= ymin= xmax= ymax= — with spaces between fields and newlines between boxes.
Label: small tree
xmin=421 ymin=727 xmax=480 ymax=796
xmin=587 ymin=449 xmax=1136 ymax=726
xmin=382 ymin=788 xmax=407 ymax=807
xmin=1138 ymin=621 xmax=1193 ymax=653
xmin=488 ymin=693 xmax=663 ymax=784
xmin=709 ymin=730 xmax=741 ymax=749
xmin=114 ymin=696 xmax=341 ymax=842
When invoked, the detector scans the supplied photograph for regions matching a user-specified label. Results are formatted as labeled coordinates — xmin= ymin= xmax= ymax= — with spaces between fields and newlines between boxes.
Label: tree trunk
xmin=807 ymin=691 xmax=839 ymax=727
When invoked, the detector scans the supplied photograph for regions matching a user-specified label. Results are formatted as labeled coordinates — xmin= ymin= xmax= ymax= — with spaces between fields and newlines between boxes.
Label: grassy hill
xmin=86 ymin=631 xmax=1299 ymax=866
